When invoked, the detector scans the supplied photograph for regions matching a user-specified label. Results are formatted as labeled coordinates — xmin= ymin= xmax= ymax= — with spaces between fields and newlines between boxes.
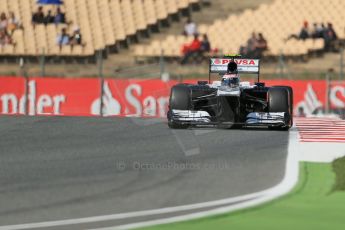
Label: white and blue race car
xmin=167 ymin=56 xmax=293 ymax=130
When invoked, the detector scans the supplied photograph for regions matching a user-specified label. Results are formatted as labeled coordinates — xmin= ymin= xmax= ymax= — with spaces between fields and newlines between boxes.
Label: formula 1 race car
xmin=167 ymin=56 xmax=293 ymax=130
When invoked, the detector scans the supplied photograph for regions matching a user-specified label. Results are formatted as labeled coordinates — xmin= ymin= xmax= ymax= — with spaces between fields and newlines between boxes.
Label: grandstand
xmin=0 ymin=0 xmax=200 ymax=58
xmin=0 ymin=0 xmax=344 ymax=78
xmin=134 ymin=0 xmax=345 ymax=59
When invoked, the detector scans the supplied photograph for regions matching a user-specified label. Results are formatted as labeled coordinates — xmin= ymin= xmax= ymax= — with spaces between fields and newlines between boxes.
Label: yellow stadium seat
xmin=2 ymin=45 xmax=15 ymax=55
xmin=60 ymin=45 xmax=72 ymax=55
xmin=155 ymin=0 xmax=168 ymax=20
xmin=132 ymin=0 xmax=148 ymax=30
xmin=165 ymin=0 xmax=178 ymax=15
xmin=144 ymin=0 xmax=158 ymax=25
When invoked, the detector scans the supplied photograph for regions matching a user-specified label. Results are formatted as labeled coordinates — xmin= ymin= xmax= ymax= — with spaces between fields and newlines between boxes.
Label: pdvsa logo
xmin=213 ymin=59 xmax=221 ymax=65
xmin=212 ymin=59 xmax=257 ymax=65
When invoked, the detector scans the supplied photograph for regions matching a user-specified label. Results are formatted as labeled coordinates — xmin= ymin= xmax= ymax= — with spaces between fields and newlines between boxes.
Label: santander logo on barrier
xmin=115 ymin=82 xmax=170 ymax=117
xmin=89 ymin=81 xmax=170 ymax=117
xmin=295 ymin=84 xmax=323 ymax=115
xmin=0 ymin=80 xmax=65 ymax=115
xmin=0 ymin=78 xmax=172 ymax=117
xmin=90 ymin=82 xmax=121 ymax=116
xmin=0 ymin=77 xmax=344 ymax=117
xmin=330 ymin=84 xmax=345 ymax=108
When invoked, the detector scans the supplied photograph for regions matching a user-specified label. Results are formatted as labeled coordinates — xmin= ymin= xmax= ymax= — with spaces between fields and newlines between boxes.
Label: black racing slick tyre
xmin=170 ymin=84 xmax=190 ymax=110
xmin=168 ymin=85 xmax=191 ymax=129
xmin=268 ymin=87 xmax=291 ymax=130
xmin=273 ymin=86 xmax=293 ymax=127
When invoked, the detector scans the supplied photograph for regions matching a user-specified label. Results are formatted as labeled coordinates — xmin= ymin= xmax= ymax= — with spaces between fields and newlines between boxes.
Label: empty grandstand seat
xmin=72 ymin=45 xmax=83 ymax=55
xmin=1 ymin=45 xmax=15 ymax=55
xmin=60 ymin=45 xmax=72 ymax=55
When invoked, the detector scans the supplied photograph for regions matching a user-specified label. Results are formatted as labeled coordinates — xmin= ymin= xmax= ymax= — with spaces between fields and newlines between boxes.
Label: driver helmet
xmin=221 ymin=60 xmax=240 ymax=88
xmin=227 ymin=61 xmax=238 ymax=74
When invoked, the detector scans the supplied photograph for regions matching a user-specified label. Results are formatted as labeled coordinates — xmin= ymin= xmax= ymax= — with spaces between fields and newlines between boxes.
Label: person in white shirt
xmin=7 ymin=12 xmax=21 ymax=35
xmin=183 ymin=17 xmax=197 ymax=36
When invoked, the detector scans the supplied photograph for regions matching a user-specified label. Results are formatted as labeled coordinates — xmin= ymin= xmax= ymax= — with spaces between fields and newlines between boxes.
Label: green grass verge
xmin=333 ymin=157 xmax=345 ymax=191
xmin=144 ymin=161 xmax=345 ymax=230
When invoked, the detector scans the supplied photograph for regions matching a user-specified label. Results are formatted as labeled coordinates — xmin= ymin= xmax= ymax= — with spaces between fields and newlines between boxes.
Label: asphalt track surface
xmin=0 ymin=116 xmax=289 ymax=229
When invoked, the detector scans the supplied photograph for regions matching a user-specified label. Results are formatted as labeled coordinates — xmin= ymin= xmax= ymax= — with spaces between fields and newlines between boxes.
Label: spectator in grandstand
xmin=323 ymin=22 xmax=338 ymax=51
xmin=320 ymin=23 xmax=327 ymax=38
xmin=183 ymin=17 xmax=197 ymax=36
xmin=298 ymin=21 xmax=310 ymax=40
xmin=44 ymin=10 xmax=55 ymax=25
xmin=200 ymin=34 xmax=211 ymax=53
xmin=311 ymin=23 xmax=324 ymax=39
xmin=0 ymin=28 xmax=12 ymax=46
xmin=181 ymin=34 xmax=201 ymax=64
xmin=7 ymin=12 xmax=21 ymax=35
xmin=69 ymin=26 xmax=82 ymax=46
xmin=0 ymin=12 xmax=8 ymax=31
xmin=32 ymin=6 xmax=45 ymax=25
xmin=54 ymin=7 xmax=66 ymax=24
xmin=253 ymin=33 xmax=268 ymax=58
xmin=239 ymin=32 xmax=257 ymax=58
xmin=56 ymin=28 xmax=69 ymax=48
xmin=286 ymin=21 xmax=310 ymax=41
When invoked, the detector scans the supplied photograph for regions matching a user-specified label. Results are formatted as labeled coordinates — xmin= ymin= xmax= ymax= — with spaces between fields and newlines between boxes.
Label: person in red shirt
xmin=181 ymin=34 xmax=201 ymax=64
xmin=189 ymin=35 xmax=201 ymax=51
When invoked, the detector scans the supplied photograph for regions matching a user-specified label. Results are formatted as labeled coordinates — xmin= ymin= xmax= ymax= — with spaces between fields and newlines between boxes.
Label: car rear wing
xmin=208 ymin=58 xmax=261 ymax=83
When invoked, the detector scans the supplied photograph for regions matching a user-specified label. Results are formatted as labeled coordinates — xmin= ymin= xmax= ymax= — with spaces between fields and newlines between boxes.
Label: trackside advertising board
xmin=0 ymin=77 xmax=344 ymax=117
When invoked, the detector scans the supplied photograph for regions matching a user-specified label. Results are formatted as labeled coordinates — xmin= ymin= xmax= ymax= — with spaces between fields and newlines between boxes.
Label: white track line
xmin=300 ymin=140 xmax=345 ymax=143
xmin=0 ymin=130 xmax=299 ymax=230
xmin=91 ymin=129 xmax=300 ymax=230
xmin=0 ymin=194 xmax=262 ymax=230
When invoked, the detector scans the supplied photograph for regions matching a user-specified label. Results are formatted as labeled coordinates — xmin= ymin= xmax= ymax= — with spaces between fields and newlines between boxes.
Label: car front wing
xmin=170 ymin=110 xmax=288 ymax=127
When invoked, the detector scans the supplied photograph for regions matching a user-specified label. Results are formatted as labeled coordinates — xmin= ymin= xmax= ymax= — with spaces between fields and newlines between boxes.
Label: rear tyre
xmin=268 ymin=87 xmax=291 ymax=130
xmin=168 ymin=85 xmax=191 ymax=129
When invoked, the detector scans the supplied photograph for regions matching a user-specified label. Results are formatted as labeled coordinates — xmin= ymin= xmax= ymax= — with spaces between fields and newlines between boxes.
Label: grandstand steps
xmin=103 ymin=51 xmax=345 ymax=80
xmin=290 ymin=52 xmax=343 ymax=75
xmin=191 ymin=0 xmax=273 ymax=25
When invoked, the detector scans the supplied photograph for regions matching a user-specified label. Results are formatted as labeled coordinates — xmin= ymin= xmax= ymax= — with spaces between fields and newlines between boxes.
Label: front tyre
xmin=273 ymin=86 xmax=293 ymax=127
xmin=268 ymin=87 xmax=291 ymax=130
xmin=167 ymin=85 xmax=191 ymax=129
